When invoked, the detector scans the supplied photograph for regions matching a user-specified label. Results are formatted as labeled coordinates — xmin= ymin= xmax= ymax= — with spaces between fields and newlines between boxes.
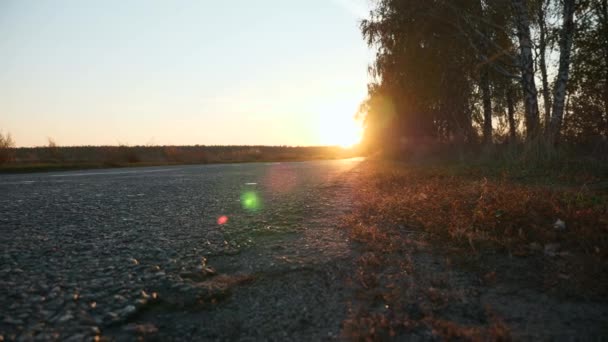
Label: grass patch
xmin=349 ymin=160 xmax=607 ymax=257
xmin=340 ymin=158 xmax=607 ymax=340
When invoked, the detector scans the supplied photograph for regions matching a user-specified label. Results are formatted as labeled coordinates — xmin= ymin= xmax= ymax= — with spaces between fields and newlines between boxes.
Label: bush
xmin=101 ymin=145 xmax=141 ymax=166
xmin=0 ymin=131 xmax=15 ymax=165
xmin=46 ymin=137 xmax=64 ymax=162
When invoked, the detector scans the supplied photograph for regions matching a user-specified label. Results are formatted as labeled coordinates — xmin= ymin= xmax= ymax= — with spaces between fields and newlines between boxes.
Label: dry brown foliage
xmin=340 ymin=160 xmax=607 ymax=340
xmin=351 ymin=162 xmax=608 ymax=258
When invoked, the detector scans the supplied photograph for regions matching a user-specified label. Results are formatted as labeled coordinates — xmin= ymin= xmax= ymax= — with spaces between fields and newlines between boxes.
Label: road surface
xmin=0 ymin=159 xmax=363 ymax=340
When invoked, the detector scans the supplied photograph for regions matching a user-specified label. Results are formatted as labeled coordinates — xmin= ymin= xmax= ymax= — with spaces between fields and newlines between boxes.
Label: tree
xmin=566 ymin=0 xmax=608 ymax=142
xmin=549 ymin=0 xmax=577 ymax=144
xmin=357 ymin=0 xmax=600 ymax=153
xmin=506 ymin=84 xmax=518 ymax=141
xmin=477 ymin=1 xmax=494 ymax=145
xmin=537 ymin=0 xmax=553 ymax=132
xmin=46 ymin=137 xmax=64 ymax=162
xmin=0 ymin=131 xmax=15 ymax=165
xmin=359 ymin=0 xmax=508 ymax=150
xmin=512 ymin=0 xmax=541 ymax=139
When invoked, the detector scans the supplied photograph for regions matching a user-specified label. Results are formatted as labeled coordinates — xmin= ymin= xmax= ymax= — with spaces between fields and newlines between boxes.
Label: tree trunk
xmin=605 ymin=58 xmax=608 ymax=138
xmin=475 ymin=0 xmax=493 ymax=145
xmin=538 ymin=2 xmax=552 ymax=133
xmin=507 ymin=85 xmax=517 ymax=142
xmin=562 ymin=92 xmax=571 ymax=137
xmin=463 ymin=105 xmax=475 ymax=143
xmin=481 ymin=69 xmax=493 ymax=144
xmin=602 ymin=0 xmax=608 ymax=138
xmin=512 ymin=0 xmax=541 ymax=140
xmin=550 ymin=0 xmax=576 ymax=144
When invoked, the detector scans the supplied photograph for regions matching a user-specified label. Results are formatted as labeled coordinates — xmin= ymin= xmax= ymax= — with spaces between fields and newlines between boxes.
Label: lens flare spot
xmin=241 ymin=191 xmax=261 ymax=211
xmin=217 ymin=215 xmax=229 ymax=225
xmin=264 ymin=164 xmax=297 ymax=193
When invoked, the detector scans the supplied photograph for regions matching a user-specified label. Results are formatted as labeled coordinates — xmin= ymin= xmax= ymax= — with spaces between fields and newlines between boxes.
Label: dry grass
xmin=1 ymin=145 xmax=360 ymax=173
xmin=350 ymin=161 xmax=607 ymax=259
xmin=427 ymin=312 xmax=511 ymax=342
xmin=340 ymin=159 xmax=607 ymax=340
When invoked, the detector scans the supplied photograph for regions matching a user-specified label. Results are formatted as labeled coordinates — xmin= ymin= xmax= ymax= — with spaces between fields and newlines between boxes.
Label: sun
xmin=316 ymin=98 xmax=363 ymax=148
xmin=318 ymin=113 xmax=362 ymax=148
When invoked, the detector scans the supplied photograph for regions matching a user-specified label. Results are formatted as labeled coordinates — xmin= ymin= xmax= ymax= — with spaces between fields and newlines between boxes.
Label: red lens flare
xmin=217 ymin=215 xmax=229 ymax=225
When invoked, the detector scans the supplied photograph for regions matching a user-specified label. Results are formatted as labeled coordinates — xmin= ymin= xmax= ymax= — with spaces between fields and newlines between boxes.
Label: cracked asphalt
xmin=0 ymin=159 xmax=363 ymax=341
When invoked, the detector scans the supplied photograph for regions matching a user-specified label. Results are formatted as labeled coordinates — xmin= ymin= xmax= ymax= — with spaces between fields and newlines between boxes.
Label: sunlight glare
xmin=316 ymin=98 xmax=363 ymax=148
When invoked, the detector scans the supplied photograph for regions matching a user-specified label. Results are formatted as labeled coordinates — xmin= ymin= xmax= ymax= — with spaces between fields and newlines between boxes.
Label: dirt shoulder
xmin=339 ymin=160 xmax=608 ymax=340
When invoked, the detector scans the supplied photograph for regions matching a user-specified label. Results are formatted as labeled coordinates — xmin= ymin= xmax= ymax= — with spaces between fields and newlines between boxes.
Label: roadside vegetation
xmin=342 ymin=0 xmax=607 ymax=337
xmin=0 ymin=131 xmax=15 ymax=166
xmin=0 ymin=139 xmax=359 ymax=173
xmin=340 ymin=151 xmax=607 ymax=340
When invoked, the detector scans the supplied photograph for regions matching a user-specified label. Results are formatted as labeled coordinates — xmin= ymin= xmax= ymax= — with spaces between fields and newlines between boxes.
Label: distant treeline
xmin=0 ymin=144 xmax=359 ymax=172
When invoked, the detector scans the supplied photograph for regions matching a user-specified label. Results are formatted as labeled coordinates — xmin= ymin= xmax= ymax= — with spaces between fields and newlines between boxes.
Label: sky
xmin=0 ymin=0 xmax=373 ymax=147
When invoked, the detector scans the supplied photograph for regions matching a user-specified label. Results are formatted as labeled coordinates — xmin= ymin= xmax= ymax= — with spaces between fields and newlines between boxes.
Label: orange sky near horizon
xmin=0 ymin=0 xmax=372 ymax=148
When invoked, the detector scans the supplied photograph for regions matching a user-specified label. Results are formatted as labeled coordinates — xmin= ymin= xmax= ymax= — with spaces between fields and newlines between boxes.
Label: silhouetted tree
xmin=358 ymin=0 xmax=600 ymax=154
xmin=512 ymin=0 xmax=541 ymax=139
xmin=566 ymin=0 xmax=608 ymax=143
xmin=0 ymin=131 xmax=15 ymax=165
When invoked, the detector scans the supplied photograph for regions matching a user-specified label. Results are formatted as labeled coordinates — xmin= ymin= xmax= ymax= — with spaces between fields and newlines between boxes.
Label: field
xmin=0 ymin=145 xmax=359 ymax=173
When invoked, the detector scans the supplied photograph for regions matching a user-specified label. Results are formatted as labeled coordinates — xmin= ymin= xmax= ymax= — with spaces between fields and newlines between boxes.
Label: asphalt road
xmin=0 ymin=159 xmax=363 ymax=341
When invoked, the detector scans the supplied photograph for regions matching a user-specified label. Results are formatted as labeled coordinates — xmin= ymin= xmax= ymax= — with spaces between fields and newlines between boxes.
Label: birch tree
xmin=549 ymin=0 xmax=576 ymax=144
xmin=512 ymin=0 xmax=541 ymax=139
xmin=537 ymin=0 xmax=552 ymax=132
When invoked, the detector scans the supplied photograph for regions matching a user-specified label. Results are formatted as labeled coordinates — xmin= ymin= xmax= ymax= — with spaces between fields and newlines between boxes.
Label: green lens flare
xmin=240 ymin=191 xmax=261 ymax=211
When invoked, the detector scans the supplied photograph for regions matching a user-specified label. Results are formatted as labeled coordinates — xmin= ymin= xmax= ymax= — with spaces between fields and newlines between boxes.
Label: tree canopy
xmin=358 ymin=0 xmax=607 ymax=153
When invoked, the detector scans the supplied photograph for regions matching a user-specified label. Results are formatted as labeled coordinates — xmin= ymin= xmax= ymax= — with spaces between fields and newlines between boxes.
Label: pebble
xmin=57 ymin=312 xmax=74 ymax=323
xmin=3 ymin=317 xmax=24 ymax=325
xmin=64 ymin=333 xmax=87 ymax=342
xmin=544 ymin=243 xmax=561 ymax=257
xmin=118 ymin=305 xmax=136 ymax=318
xmin=553 ymin=219 xmax=567 ymax=230
xmin=123 ymin=323 xmax=158 ymax=334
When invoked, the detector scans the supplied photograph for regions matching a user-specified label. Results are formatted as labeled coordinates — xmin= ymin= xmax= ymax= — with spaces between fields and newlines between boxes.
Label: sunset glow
xmin=1 ymin=0 xmax=604 ymax=340
xmin=0 ymin=1 xmax=371 ymax=147
xmin=315 ymin=96 xmax=363 ymax=148
xmin=319 ymin=115 xmax=362 ymax=148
